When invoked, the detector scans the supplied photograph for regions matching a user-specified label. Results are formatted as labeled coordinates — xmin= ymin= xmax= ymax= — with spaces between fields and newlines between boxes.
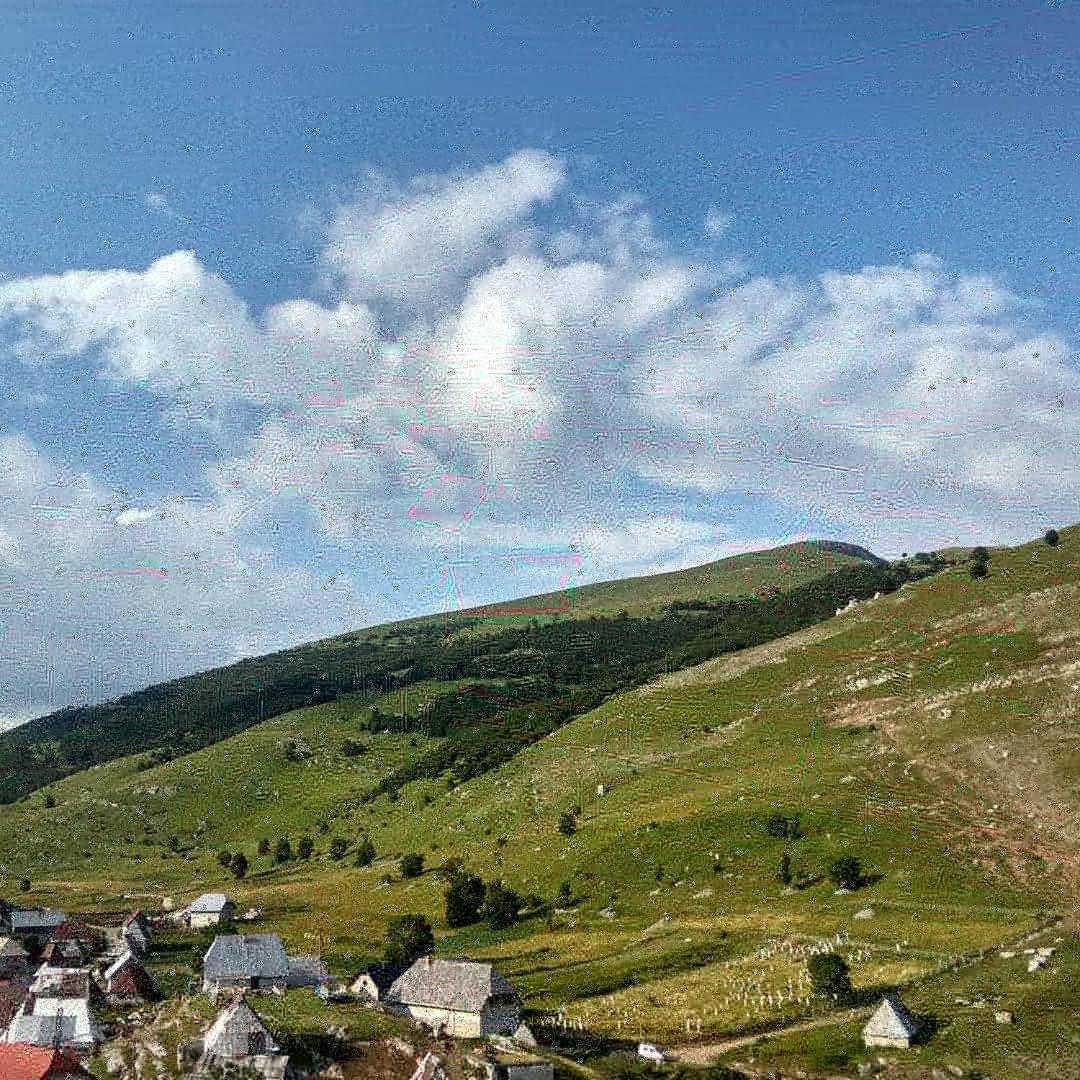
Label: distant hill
xmin=0 ymin=538 xmax=882 ymax=804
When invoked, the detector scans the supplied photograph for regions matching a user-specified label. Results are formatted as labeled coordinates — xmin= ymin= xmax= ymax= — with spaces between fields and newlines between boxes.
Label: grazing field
xmin=4 ymin=529 xmax=1080 ymax=1077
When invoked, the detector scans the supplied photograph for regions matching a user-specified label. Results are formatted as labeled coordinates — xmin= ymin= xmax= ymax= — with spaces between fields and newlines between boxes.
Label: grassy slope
xmin=0 ymin=539 xmax=871 ymax=803
xmin=10 ymin=531 xmax=1080 ymax=1078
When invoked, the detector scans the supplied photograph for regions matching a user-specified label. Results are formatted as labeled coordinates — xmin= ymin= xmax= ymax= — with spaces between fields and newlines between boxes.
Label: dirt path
xmin=669 ymin=1007 xmax=872 ymax=1065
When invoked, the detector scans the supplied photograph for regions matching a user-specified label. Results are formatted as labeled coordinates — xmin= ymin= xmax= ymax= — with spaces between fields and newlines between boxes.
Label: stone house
xmin=0 ymin=1045 xmax=93 ymax=1078
xmin=468 ymin=1050 xmax=554 ymax=1080
xmin=349 ymin=961 xmax=405 ymax=1002
xmin=5 ymin=910 xmax=66 ymax=950
xmin=0 ymin=937 xmax=30 ymax=977
xmin=103 ymin=953 xmax=159 ymax=1004
xmin=202 ymin=934 xmax=290 ymax=993
xmin=27 ymin=966 xmax=105 ymax=1008
xmin=186 ymin=894 xmax=236 ymax=930
xmin=862 ymin=992 xmax=921 ymax=1049
xmin=5 ymin=997 xmax=104 ymax=1052
xmin=84 ymin=911 xmax=152 ymax=957
xmin=384 ymin=957 xmax=522 ymax=1038
xmin=178 ymin=995 xmax=288 ymax=1079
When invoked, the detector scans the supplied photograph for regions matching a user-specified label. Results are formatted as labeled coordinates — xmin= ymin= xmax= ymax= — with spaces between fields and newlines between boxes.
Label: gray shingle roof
xmin=189 ymin=893 xmax=232 ymax=914
xmin=386 ymin=958 xmax=519 ymax=1014
xmin=203 ymin=935 xmax=289 ymax=980
xmin=863 ymin=993 xmax=921 ymax=1040
xmin=203 ymin=998 xmax=279 ymax=1057
xmin=8 ymin=909 xmax=65 ymax=933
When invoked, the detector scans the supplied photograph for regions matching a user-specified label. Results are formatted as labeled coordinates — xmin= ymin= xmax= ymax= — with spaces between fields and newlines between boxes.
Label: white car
xmin=637 ymin=1042 xmax=666 ymax=1063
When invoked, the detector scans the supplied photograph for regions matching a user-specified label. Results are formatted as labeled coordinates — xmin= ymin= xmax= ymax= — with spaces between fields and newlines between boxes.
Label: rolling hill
xmin=0 ymin=539 xmax=881 ymax=804
xmin=4 ymin=528 xmax=1079 ymax=1079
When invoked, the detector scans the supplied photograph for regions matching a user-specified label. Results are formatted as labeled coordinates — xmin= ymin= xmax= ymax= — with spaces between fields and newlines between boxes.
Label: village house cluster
xmin=0 ymin=892 xmax=553 ymax=1080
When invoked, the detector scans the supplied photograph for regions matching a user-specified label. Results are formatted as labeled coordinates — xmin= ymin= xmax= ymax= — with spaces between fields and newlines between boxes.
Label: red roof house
xmin=0 ymin=1044 xmax=93 ymax=1078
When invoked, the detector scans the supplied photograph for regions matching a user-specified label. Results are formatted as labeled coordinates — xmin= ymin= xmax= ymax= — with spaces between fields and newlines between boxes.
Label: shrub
xmin=828 ymin=855 xmax=862 ymax=890
xmin=284 ymin=737 xmax=313 ymax=762
xmin=481 ymin=879 xmax=523 ymax=930
xmin=970 ymin=561 xmax=989 ymax=579
xmin=274 ymin=838 xmax=292 ymax=864
xmin=557 ymin=811 xmax=578 ymax=837
xmin=217 ymin=850 xmax=233 ymax=868
xmin=444 ymin=870 xmax=486 ymax=928
xmin=354 ymin=835 xmax=376 ymax=867
xmin=298 ymin=836 xmax=315 ymax=860
xmin=19 ymin=879 xmax=30 ymax=892
xmin=777 ymin=852 xmax=793 ymax=886
xmin=43 ymin=794 xmax=55 ymax=808
xmin=1045 ymin=528 xmax=1060 ymax=547
xmin=257 ymin=839 xmax=271 ymax=857
xmin=167 ymin=836 xmax=180 ymax=852
xmin=400 ymin=852 xmax=425 ymax=879
xmin=807 ymin=952 xmax=853 ymax=1002
xmin=342 ymin=737 xmax=368 ymax=757
xmin=766 ymin=812 xmax=802 ymax=840
xmin=383 ymin=913 xmax=434 ymax=968
xmin=330 ymin=837 xmax=348 ymax=860
xmin=230 ymin=852 xmax=248 ymax=879
xmin=557 ymin=880 xmax=573 ymax=907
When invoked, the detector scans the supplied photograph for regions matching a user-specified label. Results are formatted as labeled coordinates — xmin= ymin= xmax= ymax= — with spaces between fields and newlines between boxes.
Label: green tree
xmin=828 ymin=855 xmax=862 ymax=890
xmin=274 ymin=838 xmax=292 ymax=864
xmin=330 ymin=837 xmax=348 ymax=860
xmin=970 ymin=561 xmax=988 ymax=579
xmin=354 ymin=835 xmax=376 ymax=867
xmin=167 ymin=835 xmax=180 ymax=852
xmin=557 ymin=811 xmax=577 ymax=837
xmin=1045 ymin=528 xmax=1060 ymax=547
xmin=298 ymin=836 xmax=315 ymax=860
xmin=807 ymin=952 xmax=853 ymax=1002
xmin=400 ymin=852 xmax=425 ymax=879
xmin=43 ymin=794 xmax=55 ymax=808
xmin=557 ymin=880 xmax=573 ymax=907
xmin=444 ymin=870 xmax=486 ymax=928
xmin=257 ymin=838 xmax=271 ymax=857
xmin=230 ymin=852 xmax=248 ymax=879
xmin=217 ymin=850 xmax=233 ymax=868
xmin=480 ymin=879 xmax=522 ymax=930
xmin=766 ymin=812 xmax=802 ymax=840
xmin=383 ymin=914 xmax=434 ymax=968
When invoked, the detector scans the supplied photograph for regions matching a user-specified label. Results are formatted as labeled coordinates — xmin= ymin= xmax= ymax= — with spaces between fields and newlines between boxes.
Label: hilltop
xmin=0 ymin=539 xmax=878 ymax=804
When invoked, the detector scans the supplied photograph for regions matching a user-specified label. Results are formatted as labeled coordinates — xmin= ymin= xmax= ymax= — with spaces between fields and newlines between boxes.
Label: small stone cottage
xmin=384 ymin=957 xmax=522 ymax=1038
xmin=178 ymin=995 xmax=288 ymax=1079
xmin=202 ymin=934 xmax=290 ymax=993
xmin=350 ymin=961 xmax=406 ymax=1002
xmin=862 ymin=992 xmax=921 ymax=1049
xmin=0 ymin=937 xmax=30 ymax=977
xmin=185 ymin=894 xmax=236 ymax=930
xmin=103 ymin=953 xmax=159 ymax=1004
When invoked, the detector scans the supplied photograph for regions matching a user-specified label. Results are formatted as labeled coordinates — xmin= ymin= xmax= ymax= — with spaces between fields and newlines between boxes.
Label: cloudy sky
xmin=1 ymin=1 xmax=1078 ymax=723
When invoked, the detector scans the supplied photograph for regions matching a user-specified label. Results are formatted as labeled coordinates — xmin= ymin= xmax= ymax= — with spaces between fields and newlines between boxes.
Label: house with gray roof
xmin=185 ymin=894 xmax=236 ymax=930
xmin=177 ymin=996 xmax=288 ymax=1079
xmin=202 ymin=934 xmax=289 ymax=993
xmin=384 ymin=957 xmax=522 ymax=1038
xmin=5 ymin=997 xmax=103 ymax=1052
xmin=862 ymin=992 xmax=921 ymax=1049
xmin=6 ymin=910 xmax=66 ymax=947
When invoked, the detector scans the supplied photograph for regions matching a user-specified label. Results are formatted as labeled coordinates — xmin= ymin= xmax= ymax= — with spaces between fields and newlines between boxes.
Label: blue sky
xmin=0 ymin=1 xmax=1078 ymax=721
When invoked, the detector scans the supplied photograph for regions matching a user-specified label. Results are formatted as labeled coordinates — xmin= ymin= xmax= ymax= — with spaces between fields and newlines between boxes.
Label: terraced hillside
xmin=5 ymin=529 xmax=1080 ymax=1079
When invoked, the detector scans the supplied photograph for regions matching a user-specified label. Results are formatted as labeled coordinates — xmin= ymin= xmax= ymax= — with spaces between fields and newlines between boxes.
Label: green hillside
xmin=0 ymin=539 xmax=877 ymax=804
xmin=2 ymin=529 xmax=1078 ymax=1078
